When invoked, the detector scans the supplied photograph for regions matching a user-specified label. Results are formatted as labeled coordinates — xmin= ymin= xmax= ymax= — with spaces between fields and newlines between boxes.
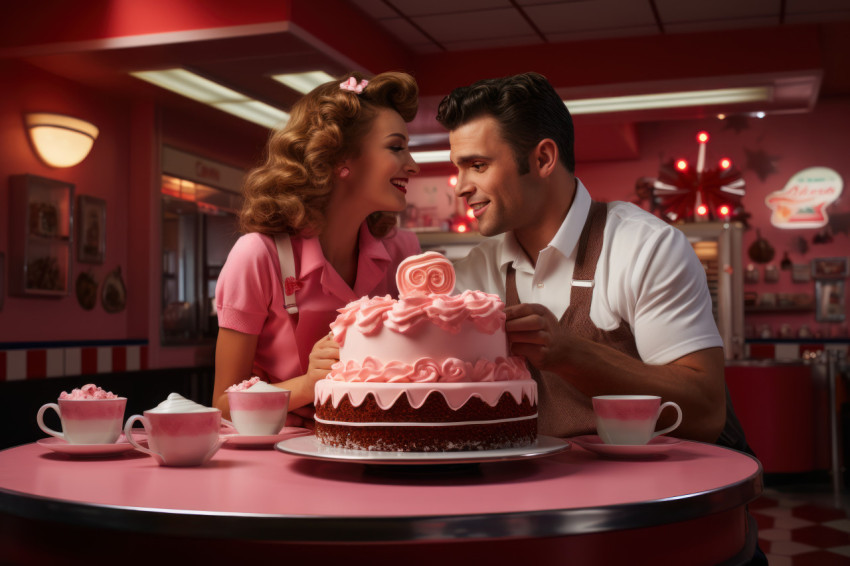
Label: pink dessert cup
xmin=124 ymin=410 xmax=229 ymax=466
xmin=37 ymin=397 xmax=127 ymax=445
xmin=227 ymin=389 xmax=290 ymax=436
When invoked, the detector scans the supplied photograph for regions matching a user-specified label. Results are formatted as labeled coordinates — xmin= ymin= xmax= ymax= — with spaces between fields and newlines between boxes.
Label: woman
xmin=213 ymin=71 xmax=421 ymax=424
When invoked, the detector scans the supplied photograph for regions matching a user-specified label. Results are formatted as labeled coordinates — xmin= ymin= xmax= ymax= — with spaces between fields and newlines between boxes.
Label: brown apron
xmin=505 ymin=201 xmax=751 ymax=453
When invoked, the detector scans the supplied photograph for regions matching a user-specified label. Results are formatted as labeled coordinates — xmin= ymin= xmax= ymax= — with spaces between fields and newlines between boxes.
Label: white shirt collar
xmin=498 ymin=179 xmax=591 ymax=274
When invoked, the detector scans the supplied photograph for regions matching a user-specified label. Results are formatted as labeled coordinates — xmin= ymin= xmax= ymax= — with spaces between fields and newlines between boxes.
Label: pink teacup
xmin=592 ymin=395 xmax=682 ymax=446
xmin=227 ymin=388 xmax=290 ymax=436
xmin=124 ymin=393 xmax=234 ymax=466
xmin=37 ymin=397 xmax=127 ymax=445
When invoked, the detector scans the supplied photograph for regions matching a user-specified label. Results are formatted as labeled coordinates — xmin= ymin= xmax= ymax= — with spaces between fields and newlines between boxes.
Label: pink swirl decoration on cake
xmin=328 ymin=356 xmax=530 ymax=383
xmin=397 ymin=252 xmax=455 ymax=298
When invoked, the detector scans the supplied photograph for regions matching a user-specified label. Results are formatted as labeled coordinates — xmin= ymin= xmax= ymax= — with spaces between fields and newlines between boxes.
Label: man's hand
xmin=305 ymin=333 xmax=340 ymax=383
xmin=504 ymin=303 xmax=571 ymax=371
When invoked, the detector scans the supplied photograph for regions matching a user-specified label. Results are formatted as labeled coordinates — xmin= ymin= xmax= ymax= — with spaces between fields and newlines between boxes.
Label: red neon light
xmin=697 ymin=131 xmax=709 ymax=144
xmin=449 ymin=175 xmax=458 ymax=187
xmin=676 ymin=159 xmax=688 ymax=171
xmin=696 ymin=204 xmax=708 ymax=216
xmin=718 ymin=205 xmax=731 ymax=216
xmin=719 ymin=158 xmax=732 ymax=169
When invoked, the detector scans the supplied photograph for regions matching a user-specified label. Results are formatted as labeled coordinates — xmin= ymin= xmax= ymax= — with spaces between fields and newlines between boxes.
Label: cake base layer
xmin=314 ymin=383 xmax=537 ymax=452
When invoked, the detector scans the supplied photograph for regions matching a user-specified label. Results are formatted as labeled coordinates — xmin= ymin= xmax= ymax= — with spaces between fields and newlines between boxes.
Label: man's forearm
xmin=547 ymin=338 xmax=726 ymax=443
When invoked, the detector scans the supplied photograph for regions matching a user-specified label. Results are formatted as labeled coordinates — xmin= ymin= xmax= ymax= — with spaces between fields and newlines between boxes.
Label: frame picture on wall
xmin=815 ymin=279 xmax=846 ymax=322
xmin=811 ymin=257 xmax=849 ymax=279
xmin=77 ymin=196 xmax=106 ymax=264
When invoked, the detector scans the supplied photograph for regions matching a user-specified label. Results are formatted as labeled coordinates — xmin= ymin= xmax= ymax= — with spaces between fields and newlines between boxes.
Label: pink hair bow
xmin=340 ymin=77 xmax=368 ymax=94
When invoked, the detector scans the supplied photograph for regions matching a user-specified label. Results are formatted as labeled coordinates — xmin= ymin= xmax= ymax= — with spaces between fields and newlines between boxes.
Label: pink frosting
xmin=315 ymin=380 xmax=538 ymax=411
xmin=331 ymin=290 xmax=504 ymax=344
xmin=226 ymin=376 xmax=262 ymax=392
xmin=327 ymin=356 xmax=530 ymax=383
xmin=397 ymin=252 xmax=455 ymax=297
xmin=59 ymin=384 xmax=118 ymax=400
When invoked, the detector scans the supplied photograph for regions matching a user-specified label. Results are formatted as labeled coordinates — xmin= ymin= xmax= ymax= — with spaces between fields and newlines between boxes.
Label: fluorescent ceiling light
xmin=411 ymin=150 xmax=451 ymax=164
xmin=564 ymin=86 xmax=771 ymax=115
xmin=271 ymin=71 xmax=336 ymax=94
xmin=131 ymin=68 xmax=290 ymax=130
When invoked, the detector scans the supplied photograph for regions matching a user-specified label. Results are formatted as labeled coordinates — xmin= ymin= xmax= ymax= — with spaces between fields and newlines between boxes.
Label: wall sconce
xmin=25 ymin=113 xmax=99 ymax=168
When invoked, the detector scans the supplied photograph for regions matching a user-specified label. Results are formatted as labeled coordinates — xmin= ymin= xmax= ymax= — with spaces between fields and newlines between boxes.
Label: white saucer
xmin=275 ymin=434 xmax=569 ymax=465
xmin=570 ymin=434 xmax=682 ymax=457
xmin=37 ymin=436 xmax=137 ymax=456
xmin=223 ymin=427 xmax=312 ymax=448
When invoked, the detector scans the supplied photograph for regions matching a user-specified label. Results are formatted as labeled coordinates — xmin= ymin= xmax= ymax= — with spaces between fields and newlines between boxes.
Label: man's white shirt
xmin=453 ymin=180 xmax=723 ymax=365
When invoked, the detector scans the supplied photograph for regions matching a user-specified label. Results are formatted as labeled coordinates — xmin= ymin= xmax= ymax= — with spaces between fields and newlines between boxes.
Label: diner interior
xmin=2 ymin=1 xmax=850 ymax=563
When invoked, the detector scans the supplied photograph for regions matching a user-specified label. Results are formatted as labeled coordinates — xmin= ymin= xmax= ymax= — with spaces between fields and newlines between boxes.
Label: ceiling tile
xmin=377 ymin=17 xmax=435 ymax=45
xmin=524 ymin=1 xmax=657 ymax=35
xmin=547 ymin=26 xmax=658 ymax=43
xmin=443 ymin=34 xmax=544 ymax=51
xmin=664 ymin=17 xmax=779 ymax=34
xmin=348 ymin=0 xmax=398 ymax=19
xmin=655 ymin=0 xmax=778 ymax=23
xmin=786 ymin=0 xmax=850 ymax=15
xmin=414 ymin=8 xmax=535 ymax=42
xmin=387 ymin=0 xmax=512 ymax=17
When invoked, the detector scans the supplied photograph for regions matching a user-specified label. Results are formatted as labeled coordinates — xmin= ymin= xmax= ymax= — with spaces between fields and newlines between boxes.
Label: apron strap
xmin=274 ymin=233 xmax=299 ymax=317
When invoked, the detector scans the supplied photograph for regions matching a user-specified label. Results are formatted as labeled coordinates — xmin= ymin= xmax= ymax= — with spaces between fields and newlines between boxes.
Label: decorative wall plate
xmin=102 ymin=267 xmax=126 ymax=313
xmin=76 ymin=271 xmax=98 ymax=310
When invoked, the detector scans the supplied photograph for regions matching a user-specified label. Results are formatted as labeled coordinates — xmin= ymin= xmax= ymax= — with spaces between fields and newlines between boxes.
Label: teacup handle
xmin=220 ymin=418 xmax=238 ymax=435
xmin=37 ymin=403 xmax=64 ymax=440
xmin=652 ymin=401 xmax=683 ymax=438
xmin=124 ymin=415 xmax=162 ymax=461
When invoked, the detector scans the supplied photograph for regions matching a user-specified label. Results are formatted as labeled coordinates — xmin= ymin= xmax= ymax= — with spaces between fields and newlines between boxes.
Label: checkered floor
xmin=752 ymin=480 xmax=850 ymax=565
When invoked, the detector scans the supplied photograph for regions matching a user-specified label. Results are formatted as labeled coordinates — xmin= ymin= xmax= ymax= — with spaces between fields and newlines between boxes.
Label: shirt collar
xmin=497 ymin=178 xmax=591 ymax=274
xmin=300 ymin=223 xmax=391 ymax=301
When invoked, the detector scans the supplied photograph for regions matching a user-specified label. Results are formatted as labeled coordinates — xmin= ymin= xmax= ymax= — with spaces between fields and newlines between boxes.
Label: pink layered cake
xmin=314 ymin=252 xmax=537 ymax=452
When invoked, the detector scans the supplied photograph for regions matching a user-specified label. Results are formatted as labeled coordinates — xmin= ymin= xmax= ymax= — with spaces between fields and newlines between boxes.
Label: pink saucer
xmin=223 ymin=427 xmax=312 ymax=448
xmin=37 ymin=436 xmax=137 ymax=457
xmin=570 ymin=435 xmax=682 ymax=457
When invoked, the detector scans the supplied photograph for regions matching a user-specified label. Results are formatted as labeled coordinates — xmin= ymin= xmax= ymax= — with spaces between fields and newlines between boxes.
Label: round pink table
xmin=0 ymin=438 xmax=762 ymax=565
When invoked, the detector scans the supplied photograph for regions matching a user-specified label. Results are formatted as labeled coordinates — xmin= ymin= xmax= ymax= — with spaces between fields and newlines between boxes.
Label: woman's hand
xmin=305 ymin=333 xmax=340 ymax=383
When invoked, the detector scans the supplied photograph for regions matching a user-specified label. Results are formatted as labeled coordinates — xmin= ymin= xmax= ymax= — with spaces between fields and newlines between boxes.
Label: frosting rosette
xmin=397 ymin=251 xmax=455 ymax=298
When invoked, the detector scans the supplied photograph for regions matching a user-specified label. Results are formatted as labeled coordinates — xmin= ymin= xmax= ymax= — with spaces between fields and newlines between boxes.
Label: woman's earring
xmin=339 ymin=167 xmax=350 ymax=178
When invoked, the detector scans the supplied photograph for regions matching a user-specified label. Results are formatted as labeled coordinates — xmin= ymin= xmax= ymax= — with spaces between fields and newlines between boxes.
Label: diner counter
xmin=0 ymin=437 xmax=762 ymax=565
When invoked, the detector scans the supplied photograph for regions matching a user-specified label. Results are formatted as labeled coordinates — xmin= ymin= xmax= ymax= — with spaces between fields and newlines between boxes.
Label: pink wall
xmin=578 ymin=98 xmax=850 ymax=340
xmin=0 ymin=60 xmax=264 ymax=371
xmin=0 ymin=59 xmax=131 ymax=343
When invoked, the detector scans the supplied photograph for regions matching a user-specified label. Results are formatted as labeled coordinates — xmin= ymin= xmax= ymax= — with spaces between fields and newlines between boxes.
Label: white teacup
xmin=227 ymin=382 xmax=290 ymax=436
xmin=124 ymin=393 xmax=234 ymax=466
xmin=592 ymin=395 xmax=682 ymax=446
xmin=37 ymin=397 xmax=127 ymax=445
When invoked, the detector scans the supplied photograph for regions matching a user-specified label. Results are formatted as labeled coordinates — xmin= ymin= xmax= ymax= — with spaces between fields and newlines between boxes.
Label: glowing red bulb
xmin=456 ymin=224 xmax=468 ymax=233
xmin=719 ymin=158 xmax=732 ymax=169
xmin=696 ymin=204 xmax=708 ymax=216
xmin=466 ymin=208 xmax=475 ymax=220
xmin=676 ymin=159 xmax=688 ymax=171
xmin=697 ymin=131 xmax=710 ymax=144
xmin=449 ymin=175 xmax=458 ymax=187
xmin=718 ymin=205 xmax=731 ymax=216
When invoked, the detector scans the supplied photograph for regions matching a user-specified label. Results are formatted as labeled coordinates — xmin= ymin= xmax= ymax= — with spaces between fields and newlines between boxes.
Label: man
xmin=437 ymin=72 xmax=748 ymax=450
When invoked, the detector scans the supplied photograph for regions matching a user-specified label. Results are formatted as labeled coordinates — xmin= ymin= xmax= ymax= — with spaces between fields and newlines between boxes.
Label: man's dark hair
xmin=436 ymin=72 xmax=575 ymax=174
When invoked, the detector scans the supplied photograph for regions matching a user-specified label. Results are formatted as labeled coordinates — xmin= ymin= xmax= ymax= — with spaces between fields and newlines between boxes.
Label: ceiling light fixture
xmin=25 ymin=113 xmax=99 ymax=168
xmin=271 ymin=71 xmax=336 ymax=94
xmin=131 ymin=69 xmax=290 ymax=130
xmin=564 ymin=86 xmax=771 ymax=114
xmin=410 ymin=150 xmax=452 ymax=164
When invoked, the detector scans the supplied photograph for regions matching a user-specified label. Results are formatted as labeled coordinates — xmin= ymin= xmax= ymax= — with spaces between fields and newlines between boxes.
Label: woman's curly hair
xmin=239 ymin=71 xmax=418 ymax=238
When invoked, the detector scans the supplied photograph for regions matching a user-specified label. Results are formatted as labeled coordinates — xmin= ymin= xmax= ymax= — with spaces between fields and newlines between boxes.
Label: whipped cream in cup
xmin=227 ymin=379 xmax=291 ymax=436
xmin=124 ymin=393 xmax=232 ymax=466
xmin=37 ymin=384 xmax=127 ymax=445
